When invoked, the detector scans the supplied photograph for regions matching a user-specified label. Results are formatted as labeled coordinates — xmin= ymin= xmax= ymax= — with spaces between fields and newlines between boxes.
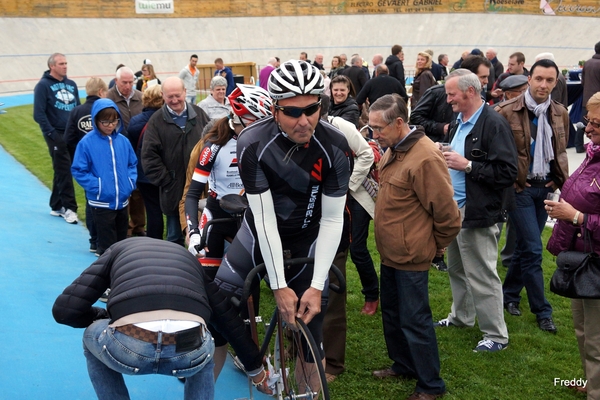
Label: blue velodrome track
xmin=0 ymin=99 xmax=268 ymax=399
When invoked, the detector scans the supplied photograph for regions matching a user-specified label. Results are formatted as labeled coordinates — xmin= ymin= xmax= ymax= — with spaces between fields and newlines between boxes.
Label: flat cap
xmin=499 ymin=75 xmax=528 ymax=91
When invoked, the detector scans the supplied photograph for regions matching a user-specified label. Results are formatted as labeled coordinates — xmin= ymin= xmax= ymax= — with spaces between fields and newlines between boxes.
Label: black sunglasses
xmin=274 ymin=100 xmax=321 ymax=118
xmin=584 ymin=116 xmax=600 ymax=129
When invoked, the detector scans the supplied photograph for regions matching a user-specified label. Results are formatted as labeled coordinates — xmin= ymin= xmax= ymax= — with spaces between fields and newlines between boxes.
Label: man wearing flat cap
xmin=498 ymin=75 xmax=529 ymax=102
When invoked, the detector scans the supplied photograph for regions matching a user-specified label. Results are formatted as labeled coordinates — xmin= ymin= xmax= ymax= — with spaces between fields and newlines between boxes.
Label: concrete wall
xmin=1 ymin=14 xmax=599 ymax=95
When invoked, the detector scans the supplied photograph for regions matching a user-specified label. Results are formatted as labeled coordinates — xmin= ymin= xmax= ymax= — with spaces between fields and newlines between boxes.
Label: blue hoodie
xmin=71 ymin=99 xmax=137 ymax=210
xmin=33 ymin=70 xmax=80 ymax=136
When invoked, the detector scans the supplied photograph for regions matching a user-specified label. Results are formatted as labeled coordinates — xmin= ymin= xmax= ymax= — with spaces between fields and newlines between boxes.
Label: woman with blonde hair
xmin=411 ymin=51 xmax=436 ymax=111
xmin=329 ymin=56 xmax=343 ymax=79
xmin=136 ymin=63 xmax=161 ymax=92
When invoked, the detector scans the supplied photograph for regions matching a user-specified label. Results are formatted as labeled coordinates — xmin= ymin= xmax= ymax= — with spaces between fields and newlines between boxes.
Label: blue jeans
xmin=83 ymin=319 xmax=215 ymax=400
xmin=503 ymin=186 xmax=553 ymax=319
xmin=380 ymin=265 xmax=446 ymax=395
xmin=348 ymin=196 xmax=379 ymax=302
xmin=167 ymin=214 xmax=185 ymax=245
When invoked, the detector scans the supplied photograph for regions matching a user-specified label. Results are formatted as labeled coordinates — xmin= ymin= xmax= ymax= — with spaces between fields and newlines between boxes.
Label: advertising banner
xmin=135 ymin=0 xmax=174 ymax=14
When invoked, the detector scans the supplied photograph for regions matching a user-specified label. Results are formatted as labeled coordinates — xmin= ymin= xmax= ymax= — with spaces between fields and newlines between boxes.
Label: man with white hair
xmin=340 ymin=54 xmax=368 ymax=95
xmin=485 ymin=48 xmax=504 ymax=83
xmin=436 ymin=69 xmax=517 ymax=352
xmin=313 ymin=53 xmax=325 ymax=70
xmin=259 ymin=57 xmax=278 ymax=91
xmin=535 ymin=52 xmax=568 ymax=106
xmin=107 ymin=66 xmax=146 ymax=237
xmin=107 ymin=66 xmax=143 ymax=130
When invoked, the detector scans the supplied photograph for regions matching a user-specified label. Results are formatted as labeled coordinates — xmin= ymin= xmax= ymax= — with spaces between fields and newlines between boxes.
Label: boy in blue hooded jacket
xmin=72 ymin=98 xmax=137 ymax=256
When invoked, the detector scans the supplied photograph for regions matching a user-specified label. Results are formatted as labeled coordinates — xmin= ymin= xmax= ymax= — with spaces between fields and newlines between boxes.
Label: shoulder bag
xmin=550 ymin=214 xmax=600 ymax=299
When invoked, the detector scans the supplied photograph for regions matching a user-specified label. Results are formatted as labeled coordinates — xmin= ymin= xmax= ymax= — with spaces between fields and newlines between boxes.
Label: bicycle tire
xmin=274 ymin=317 xmax=329 ymax=400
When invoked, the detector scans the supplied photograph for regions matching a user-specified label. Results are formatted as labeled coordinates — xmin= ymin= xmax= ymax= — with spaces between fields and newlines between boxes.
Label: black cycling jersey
xmin=214 ymin=117 xmax=353 ymax=356
xmin=237 ymin=117 xmax=352 ymax=239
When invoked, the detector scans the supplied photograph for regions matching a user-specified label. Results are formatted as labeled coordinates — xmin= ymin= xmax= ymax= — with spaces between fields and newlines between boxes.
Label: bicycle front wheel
xmin=274 ymin=317 xmax=329 ymax=400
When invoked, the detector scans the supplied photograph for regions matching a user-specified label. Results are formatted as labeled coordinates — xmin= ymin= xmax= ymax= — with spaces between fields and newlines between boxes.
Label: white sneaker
xmin=63 ymin=209 xmax=78 ymax=224
xmin=50 ymin=207 xmax=66 ymax=217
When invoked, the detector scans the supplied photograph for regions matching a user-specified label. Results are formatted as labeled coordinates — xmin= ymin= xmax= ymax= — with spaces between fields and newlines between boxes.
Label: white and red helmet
xmin=268 ymin=59 xmax=324 ymax=100
xmin=228 ymin=84 xmax=273 ymax=127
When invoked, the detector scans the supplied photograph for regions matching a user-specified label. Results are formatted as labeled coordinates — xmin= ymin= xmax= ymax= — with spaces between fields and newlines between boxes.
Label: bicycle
xmin=233 ymin=258 xmax=346 ymax=400
xmin=194 ymin=194 xmax=346 ymax=399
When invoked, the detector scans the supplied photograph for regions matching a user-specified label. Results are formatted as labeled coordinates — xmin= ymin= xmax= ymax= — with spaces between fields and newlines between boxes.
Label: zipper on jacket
xmin=109 ymin=136 xmax=119 ymax=210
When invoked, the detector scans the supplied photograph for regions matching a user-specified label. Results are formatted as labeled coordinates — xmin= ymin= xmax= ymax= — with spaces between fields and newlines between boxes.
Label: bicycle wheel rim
xmin=279 ymin=318 xmax=329 ymax=400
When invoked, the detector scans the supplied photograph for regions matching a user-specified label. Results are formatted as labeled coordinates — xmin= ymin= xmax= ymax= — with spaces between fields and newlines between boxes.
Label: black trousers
xmin=43 ymin=130 xmax=77 ymax=211
xmin=137 ymin=182 xmax=164 ymax=239
xmin=91 ymin=207 xmax=128 ymax=254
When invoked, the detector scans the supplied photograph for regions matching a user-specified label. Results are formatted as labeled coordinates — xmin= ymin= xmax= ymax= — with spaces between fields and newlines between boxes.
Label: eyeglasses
xmin=367 ymin=120 xmax=394 ymax=134
xmin=584 ymin=116 xmax=600 ymax=129
xmin=274 ymin=101 xmax=321 ymax=118
xmin=99 ymin=119 xmax=120 ymax=127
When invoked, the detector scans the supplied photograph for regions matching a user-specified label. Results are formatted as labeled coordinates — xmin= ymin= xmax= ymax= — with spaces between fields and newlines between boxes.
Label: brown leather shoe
xmin=406 ymin=392 xmax=445 ymax=400
xmin=372 ymin=368 xmax=400 ymax=378
xmin=361 ymin=300 xmax=379 ymax=315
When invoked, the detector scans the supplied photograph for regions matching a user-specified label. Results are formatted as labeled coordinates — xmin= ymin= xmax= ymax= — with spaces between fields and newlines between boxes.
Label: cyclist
xmin=183 ymin=84 xmax=273 ymax=383
xmin=185 ymin=84 xmax=273 ymax=260
xmin=214 ymin=59 xmax=353 ymax=390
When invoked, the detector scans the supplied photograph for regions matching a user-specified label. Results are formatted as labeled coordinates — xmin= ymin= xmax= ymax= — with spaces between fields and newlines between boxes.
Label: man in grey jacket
xmin=179 ymin=54 xmax=200 ymax=104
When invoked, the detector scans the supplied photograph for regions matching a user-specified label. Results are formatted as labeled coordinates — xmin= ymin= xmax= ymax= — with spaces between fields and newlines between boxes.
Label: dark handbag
xmin=550 ymin=215 xmax=600 ymax=299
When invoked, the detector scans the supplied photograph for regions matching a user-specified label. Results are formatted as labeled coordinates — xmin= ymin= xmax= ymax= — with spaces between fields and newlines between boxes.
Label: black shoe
xmin=576 ymin=147 xmax=585 ymax=154
xmin=504 ymin=302 xmax=521 ymax=316
xmin=431 ymin=259 xmax=448 ymax=272
xmin=538 ymin=317 xmax=557 ymax=334
xmin=89 ymin=243 xmax=97 ymax=253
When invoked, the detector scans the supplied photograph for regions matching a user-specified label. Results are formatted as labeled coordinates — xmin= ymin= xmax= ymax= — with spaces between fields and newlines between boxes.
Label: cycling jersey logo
xmin=229 ymin=157 xmax=238 ymax=168
xmin=199 ymin=147 xmax=212 ymax=166
xmin=302 ymin=185 xmax=319 ymax=229
xmin=311 ymin=158 xmax=323 ymax=182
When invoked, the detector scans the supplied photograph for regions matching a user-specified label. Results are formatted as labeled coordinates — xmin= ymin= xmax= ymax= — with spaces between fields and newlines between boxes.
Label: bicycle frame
xmin=236 ymin=258 xmax=346 ymax=400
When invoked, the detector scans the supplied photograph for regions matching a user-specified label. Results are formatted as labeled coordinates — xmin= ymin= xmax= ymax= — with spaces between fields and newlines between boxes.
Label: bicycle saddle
xmin=219 ymin=194 xmax=248 ymax=215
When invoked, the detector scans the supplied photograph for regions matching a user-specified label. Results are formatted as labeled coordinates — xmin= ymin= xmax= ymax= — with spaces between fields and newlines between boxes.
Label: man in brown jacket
xmin=495 ymin=59 xmax=569 ymax=334
xmin=370 ymin=94 xmax=460 ymax=400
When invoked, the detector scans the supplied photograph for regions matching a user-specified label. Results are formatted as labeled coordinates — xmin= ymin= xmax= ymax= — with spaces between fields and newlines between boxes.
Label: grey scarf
xmin=524 ymin=90 xmax=554 ymax=178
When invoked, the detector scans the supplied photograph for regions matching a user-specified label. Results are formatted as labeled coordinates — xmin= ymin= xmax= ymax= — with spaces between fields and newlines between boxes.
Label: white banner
xmin=136 ymin=0 xmax=174 ymax=14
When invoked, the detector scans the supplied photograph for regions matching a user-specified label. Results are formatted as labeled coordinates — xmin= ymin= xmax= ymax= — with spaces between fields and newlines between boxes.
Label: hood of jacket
xmin=91 ymin=98 xmax=124 ymax=137
xmin=385 ymin=55 xmax=402 ymax=67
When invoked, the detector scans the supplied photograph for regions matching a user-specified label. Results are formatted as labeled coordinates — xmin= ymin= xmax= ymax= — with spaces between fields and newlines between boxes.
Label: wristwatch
xmin=464 ymin=161 xmax=472 ymax=174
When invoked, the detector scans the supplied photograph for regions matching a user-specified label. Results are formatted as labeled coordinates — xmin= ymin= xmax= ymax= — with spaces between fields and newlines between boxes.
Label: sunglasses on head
xmin=274 ymin=100 xmax=321 ymax=118
xmin=584 ymin=116 xmax=600 ymax=129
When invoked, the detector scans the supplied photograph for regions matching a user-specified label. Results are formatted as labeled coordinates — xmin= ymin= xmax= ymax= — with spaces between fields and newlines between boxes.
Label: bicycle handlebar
xmin=235 ymin=257 xmax=346 ymax=306
xmin=196 ymin=217 xmax=238 ymax=250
